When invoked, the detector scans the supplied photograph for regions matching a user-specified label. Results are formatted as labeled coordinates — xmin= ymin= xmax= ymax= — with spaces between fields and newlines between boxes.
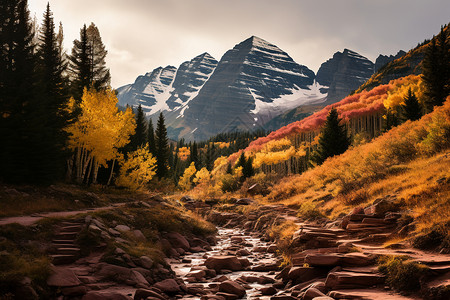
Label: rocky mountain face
xmin=374 ymin=50 xmax=406 ymax=72
xmin=315 ymin=49 xmax=375 ymax=103
xmin=117 ymin=53 xmax=218 ymax=115
xmin=169 ymin=36 xmax=325 ymax=141
xmin=118 ymin=38 xmax=388 ymax=141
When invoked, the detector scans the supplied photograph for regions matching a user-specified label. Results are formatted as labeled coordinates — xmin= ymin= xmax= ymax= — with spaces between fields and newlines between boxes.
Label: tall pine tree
xmin=33 ymin=3 xmax=71 ymax=180
xmin=155 ymin=112 xmax=169 ymax=179
xmin=311 ymin=108 xmax=350 ymax=166
xmin=86 ymin=23 xmax=110 ymax=90
xmin=422 ymin=26 xmax=450 ymax=112
xmin=401 ymin=88 xmax=422 ymax=121
xmin=0 ymin=0 xmax=41 ymax=182
xmin=69 ymin=24 xmax=90 ymax=100
xmin=147 ymin=119 xmax=156 ymax=155
xmin=130 ymin=104 xmax=147 ymax=150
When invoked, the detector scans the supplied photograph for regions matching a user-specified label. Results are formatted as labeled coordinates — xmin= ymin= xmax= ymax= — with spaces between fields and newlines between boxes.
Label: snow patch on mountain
xmin=250 ymin=81 xmax=328 ymax=115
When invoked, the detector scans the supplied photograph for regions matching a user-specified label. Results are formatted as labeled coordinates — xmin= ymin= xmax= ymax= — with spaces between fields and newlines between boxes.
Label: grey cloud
xmin=28 ymin=0 xmax=450 ymax=88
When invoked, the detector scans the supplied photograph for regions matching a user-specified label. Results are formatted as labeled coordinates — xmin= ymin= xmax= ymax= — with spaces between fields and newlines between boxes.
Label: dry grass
xmin=0 ymin=183 xmax=149 ymax=217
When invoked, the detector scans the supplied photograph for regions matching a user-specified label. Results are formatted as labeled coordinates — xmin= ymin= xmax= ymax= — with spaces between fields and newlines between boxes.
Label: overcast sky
xmin=28 ymin=0 xmax=450 ymax=88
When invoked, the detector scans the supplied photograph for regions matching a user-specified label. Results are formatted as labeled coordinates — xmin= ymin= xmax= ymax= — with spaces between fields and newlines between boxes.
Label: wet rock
xmin=83 ymin=291 xmax=132 ymax=300
xmin=257 ymin=275 xmax=275 ymax=284
xmin=219 ymin=280 xmax=246 ymax=298
xmin=205 ymin=256 xmax=243 ymax=272
xmin=216 ymin=292 xmax=239 ymax=300
xmin=260 ymin=286 xmax=277 ymax=295
xmin=47 ymin=267 xmax=82 ymax=287
xmin=311 ymin=297 xmax=333 ymax=300
xmin=270 ymin=296 xmax=297 ymax=300
xmin=236 ymin=249 xmax=251 ymax=256
xmin=267 ymin=244 xmax=278 ymax=253
xmin=238 ymin=258 xmax=251 ymax=268
xmin=153 ymin=278 xmax=181 ymax=294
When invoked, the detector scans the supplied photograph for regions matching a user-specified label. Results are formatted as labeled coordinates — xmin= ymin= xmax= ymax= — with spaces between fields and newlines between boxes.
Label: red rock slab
xmin=328 ymin=289 xmax=415 ymax=299
xmin=325 ymin=271 xmax=385 ymax=289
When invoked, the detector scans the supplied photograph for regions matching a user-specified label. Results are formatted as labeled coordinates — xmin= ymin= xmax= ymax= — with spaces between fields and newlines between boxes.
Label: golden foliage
xmin=178 ymin=162 xmax=197 ymax=191
xmin=66 ymin=88 xmax=135 ymax=167
xmin=116 ymin=145 xmax=156 ymax=190
xmin=177 ymin=147 xmax=190 ymax=161
xmin=384 ymin=75 xmax=425 ymax=110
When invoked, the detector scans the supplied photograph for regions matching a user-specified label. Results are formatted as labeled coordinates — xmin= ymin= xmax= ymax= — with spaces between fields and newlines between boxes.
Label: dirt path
xmin=0 ymin=202 xmax=127 ymax=226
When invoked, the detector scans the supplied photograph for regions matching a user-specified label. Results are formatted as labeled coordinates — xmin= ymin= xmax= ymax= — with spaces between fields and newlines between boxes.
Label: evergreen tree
xmin=155 ymin=112 xmax=169 ymax=179
xmin=382 ymin=108 xmax=399 ymax=132
xmin=190 ymin=141 xmax=199 ymax=169
xmin=401 ymin=88 xmax=422 ymax=121
xmin=311 ymin=108 xmax=350 ymax=166
xmin=69 ymin=24 xmax=90 ymax=100
xmin=226 ymin=163 xmax=233 ymax=174
xmin=243 ymin=156 xmax=255 ymax=178
xmin=33 ymin=3 xmax=70 ymax=180
xmin=236 ymin=152 xmax=246 ymax=169
xmin=422 ymin=27 xmax=450 ymax=112
xmin=0 ymin=0 xmax=42 ymax=182
xmin=130 ymin=104 xmax=147 ymax=150
xmin=147 ymin=119 xmax=156 ymax=155
xmin=86 ymin=23 xmax=110 ymax=90
xmin=205 ymin=143 xmax=215 ymax=171
xmin=167 ymin=143 xmax=174 ymax=175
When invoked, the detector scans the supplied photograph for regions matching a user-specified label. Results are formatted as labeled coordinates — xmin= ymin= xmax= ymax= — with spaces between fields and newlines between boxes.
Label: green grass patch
xmin=378 ymin=255 xmax=429 ymax=292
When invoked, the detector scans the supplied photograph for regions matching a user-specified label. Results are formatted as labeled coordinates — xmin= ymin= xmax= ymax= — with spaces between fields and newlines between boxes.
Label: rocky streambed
xmin=9 ymin=196 xmax=450 ymax=300
xmin=169 ymin=227 xmax=281 ymax=299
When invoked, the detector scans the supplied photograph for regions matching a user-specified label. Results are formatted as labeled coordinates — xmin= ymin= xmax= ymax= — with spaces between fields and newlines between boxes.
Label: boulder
xmin=134 ymin=288 xmax=166 ymax=300
xmin=205 ymin=256 xmax=243 ymax=272
xmin=247 ymin=183 xmax=265 ymax=195
xmin=304 ymin=254 xmax=342 ymax=267
xmin=47 ymin=267 xmax=81 ymax=287
xmin=139 ymin=256 xmax=154 ymax=269
xmin=303 ymin=287 xmax=326 ymax=300
xmin=219 ymin=281 xmax=246 ymax=298
xmin=288 ymin=267 xmax=324 ymax=283
xmin=260 ymin=286 xmax=277 ymax=295
xmin=153 ymin=278 xmax=181 ymax=294
xmin=216 ymin=292 xmax=239 ymax=300
xmin=236 ymin=249 xmax=251 ymax=256
xmin=235 ymin=198 xmax=253 ymax=205
xmin=166 ymin=232 xmax=190 ymax=251
xmin=132 ymin=230 xmax=147 ymax=241
xmin=82 ymin=291 xmax=132 ymax=300
xmin=115 ymin=225 xmax=131 ymax=232
xmin=325 ymin=271 xmax=385 ymax=289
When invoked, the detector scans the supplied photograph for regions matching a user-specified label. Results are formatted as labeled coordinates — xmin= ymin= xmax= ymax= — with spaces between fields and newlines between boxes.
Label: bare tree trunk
xmin=76 ymin=147 xmax=82 ymax=183
xmin=107 ymin=159 xmax=116 ymax=186
xmin=92 ymin=160 xmax=99 ymax=184
xmin=66 ymin=154 xmax=74 ymax=182
xmin=80 ymin=154 xmax=92 ymax=184
xmin=85 ymin=156 xmax=94 ymax=185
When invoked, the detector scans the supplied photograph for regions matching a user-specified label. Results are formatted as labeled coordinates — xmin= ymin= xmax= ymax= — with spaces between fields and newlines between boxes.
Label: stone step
xmin=328 ymin=289 xmax=412 ymax=299
xmin=325 ymin=271 xmax=385 ymax=289
xmin=428 ymin=265 xmax=450 ymax=275
xmin=59 ymin=225 xmax=83 ymax=232
xmin=52 ymin=239 xmax=76 ymax=245
xmin=56 ymin=247 xmax=81 ymax=255
xmin=55 ymin=232 xmax=78 ymax=239
xmin=50 ymin=254 xmax=79 ymax=265
xmin=361 ymin=218 xmax=395 ymax=225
